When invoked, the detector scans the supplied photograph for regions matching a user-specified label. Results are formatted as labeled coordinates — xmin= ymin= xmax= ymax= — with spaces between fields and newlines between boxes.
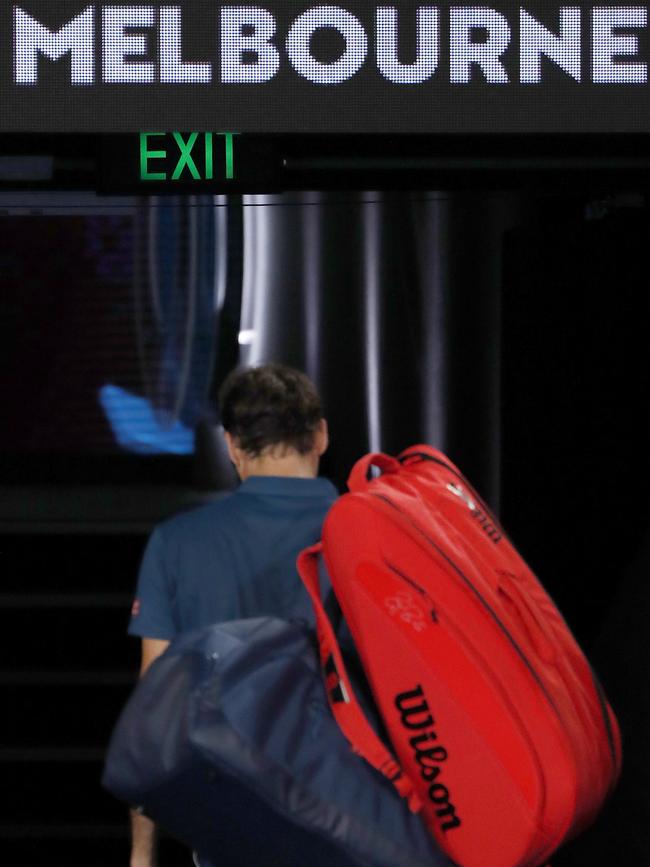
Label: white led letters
xmin=287 ymin=6 xmax=367 ymax=84
xmin=220 ymin=7 xmax=280 ymax=83
xmin=592 ymin=7 xmax=647 ymax=83
xmin=520 ymin=8 xmax=582 ymax=83
xmin=159 ymin=6 xmax=212 ymax=83
xmin=376 ymin=7 xmax=440 ymax=84
xmin=10 ymin=4 xmax=650 ymax=86
xmin=450 ymin=8 xmax=511 ymax=83
xmin=102 ymin=6 xmax=156 ymax=83
xmin=14 ymin=5 xmax=95 ymax=85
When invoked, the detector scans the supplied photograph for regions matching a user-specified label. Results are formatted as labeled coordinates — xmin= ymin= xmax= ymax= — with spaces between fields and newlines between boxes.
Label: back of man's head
xmin=218 ymin=363 xmax=323 ymax=458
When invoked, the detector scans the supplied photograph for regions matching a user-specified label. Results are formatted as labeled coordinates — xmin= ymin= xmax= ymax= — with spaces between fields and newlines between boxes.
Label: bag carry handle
xmin=347 ymin=452 xmax=401 ymax=492
xmin=297 ymin=543 xmax=422 ymax=813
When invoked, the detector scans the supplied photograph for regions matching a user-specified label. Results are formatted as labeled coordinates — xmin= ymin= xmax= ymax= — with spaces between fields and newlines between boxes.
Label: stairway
xmin=0 ymin=527 xmax=201 ymax=865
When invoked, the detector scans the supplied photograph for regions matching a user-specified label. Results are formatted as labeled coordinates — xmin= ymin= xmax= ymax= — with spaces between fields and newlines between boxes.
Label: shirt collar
xmin=237 ymin=476 xmax=338 ymax=498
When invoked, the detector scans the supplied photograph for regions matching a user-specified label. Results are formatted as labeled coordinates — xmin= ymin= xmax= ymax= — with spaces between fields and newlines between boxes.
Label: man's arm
xmin=140 ymin=638 xmax=170 ymax=676
xmin=130 ymin=810 xmax=158 ymax=867
xmin=130 ymin=638 xmax=170 ymax=867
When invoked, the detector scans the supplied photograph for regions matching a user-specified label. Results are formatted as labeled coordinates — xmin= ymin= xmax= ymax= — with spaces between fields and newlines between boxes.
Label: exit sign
xmin=140 ymin=132 xmax=237 ymax=182
xmin=99 ymin=132 xmax=287 ymax=194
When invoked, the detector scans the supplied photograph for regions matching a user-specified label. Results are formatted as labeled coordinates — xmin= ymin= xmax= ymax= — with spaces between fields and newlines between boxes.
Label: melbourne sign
xmin=4 ymin=2 xmax=650 ymax=131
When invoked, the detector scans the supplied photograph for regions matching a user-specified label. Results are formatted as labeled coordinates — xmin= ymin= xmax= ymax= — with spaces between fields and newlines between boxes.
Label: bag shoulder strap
xmin=297 ymin=543 xmax=422 ymax=813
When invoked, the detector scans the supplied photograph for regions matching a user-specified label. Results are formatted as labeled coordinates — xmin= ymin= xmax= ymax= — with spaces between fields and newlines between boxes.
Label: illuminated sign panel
xmin=3 ymin=2 xmax=650 ymax=132
xmin=139 ymin=132 xmax=237 ymax=181
xmin=99 ymin=132 xmax=288 ymax=192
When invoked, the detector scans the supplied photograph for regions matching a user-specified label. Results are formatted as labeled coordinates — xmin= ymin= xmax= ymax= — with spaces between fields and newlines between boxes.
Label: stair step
xmin=0 ymin=748 xmax=107 ymax=761
xmin=0 ymin=824 xmax=128 ymax=838
xmin=0 ymin=671 xmax=134 ymax=685
xmin=0 ymin=831 xmax=190 ymax=866
xmin=0 ymin=607 xmax=140 ymax=671
xmin=0 ymin=533 xmax=147 ymax=592
xmin=0 ymin=593 xmax=132 ymax=608
xmin=5 ymin=759 xmax=124 ymax=824
xmin=0 ymin=489 xmax=221 ymax=533
xmin=1 ymin=681 xmax=132 ymax=748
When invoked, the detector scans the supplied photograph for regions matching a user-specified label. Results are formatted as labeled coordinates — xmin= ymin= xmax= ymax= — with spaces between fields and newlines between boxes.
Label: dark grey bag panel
xmin=103 ymin=618 xmax=450 ymax=867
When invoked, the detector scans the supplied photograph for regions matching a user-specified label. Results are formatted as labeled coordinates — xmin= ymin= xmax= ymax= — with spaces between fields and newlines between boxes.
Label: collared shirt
xmin=128 ymin=475 xmax=338 ymax=640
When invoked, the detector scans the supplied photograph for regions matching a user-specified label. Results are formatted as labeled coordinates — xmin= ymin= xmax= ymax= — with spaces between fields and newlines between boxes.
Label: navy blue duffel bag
xmin=102 ymin=617 xmax=450 ymax=867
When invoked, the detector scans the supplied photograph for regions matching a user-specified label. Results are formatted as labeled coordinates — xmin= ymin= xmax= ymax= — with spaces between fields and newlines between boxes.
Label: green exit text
xmin=140 ymin=132 xmax=237 ymax=182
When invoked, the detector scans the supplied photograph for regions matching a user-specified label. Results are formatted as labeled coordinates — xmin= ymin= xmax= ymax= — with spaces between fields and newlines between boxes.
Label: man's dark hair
xmin=218 ymin=363 xmax=323 ymax=457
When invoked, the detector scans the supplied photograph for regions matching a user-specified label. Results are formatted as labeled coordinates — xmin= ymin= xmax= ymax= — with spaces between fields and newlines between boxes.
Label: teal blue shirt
xmin=128 ymin=476 xmax=338 ymax=639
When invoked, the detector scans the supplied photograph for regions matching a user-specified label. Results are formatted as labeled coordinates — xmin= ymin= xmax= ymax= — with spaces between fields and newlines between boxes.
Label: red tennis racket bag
xmin=297 ymin=445 xmax=621 ymax=867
